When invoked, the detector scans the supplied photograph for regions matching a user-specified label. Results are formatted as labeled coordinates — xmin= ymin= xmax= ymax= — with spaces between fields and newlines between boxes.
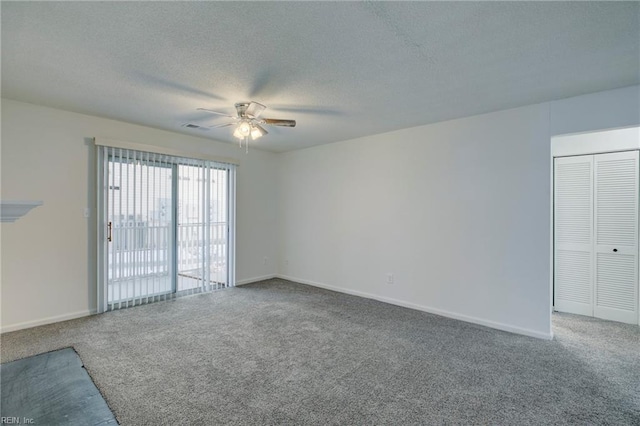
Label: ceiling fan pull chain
xmin=246 ymin=137 xmax=249 ymax=154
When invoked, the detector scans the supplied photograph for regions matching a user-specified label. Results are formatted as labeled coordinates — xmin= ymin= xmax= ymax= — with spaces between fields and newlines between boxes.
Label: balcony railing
xmin=107 ymin=222 xmax=228 ymax=303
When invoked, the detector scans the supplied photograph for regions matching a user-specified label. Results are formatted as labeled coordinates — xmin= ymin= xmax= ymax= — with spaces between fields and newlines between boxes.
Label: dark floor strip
xmin=1 ymin=347 xmax=117 ymax=426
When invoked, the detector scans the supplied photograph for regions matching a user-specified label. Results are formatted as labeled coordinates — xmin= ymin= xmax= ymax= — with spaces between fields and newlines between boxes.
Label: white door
xmin=554 ymin=155 xmax=594 ymax=316
xmin=593 ymin=151 xmax=639 ymax=324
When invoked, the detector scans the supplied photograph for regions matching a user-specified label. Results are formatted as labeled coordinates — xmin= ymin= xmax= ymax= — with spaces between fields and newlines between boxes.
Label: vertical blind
xmin=96 ymin=143 xmax=236 ymax=312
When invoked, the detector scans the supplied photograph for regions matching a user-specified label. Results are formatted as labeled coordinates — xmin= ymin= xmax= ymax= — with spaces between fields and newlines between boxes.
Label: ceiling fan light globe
xmin=251 ymin=124 xmax=267 ymax=140
xmin=237 ymin=121 xmax=252 ymax=137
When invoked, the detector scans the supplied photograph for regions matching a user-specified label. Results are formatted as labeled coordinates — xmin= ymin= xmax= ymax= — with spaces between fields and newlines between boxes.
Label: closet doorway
xmin=552 ymin=127 xmax=640 ymax=325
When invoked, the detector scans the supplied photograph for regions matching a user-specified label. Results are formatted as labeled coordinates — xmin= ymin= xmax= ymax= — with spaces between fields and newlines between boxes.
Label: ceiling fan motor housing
xmin=235 ymin=102 xmax=250 ymax=117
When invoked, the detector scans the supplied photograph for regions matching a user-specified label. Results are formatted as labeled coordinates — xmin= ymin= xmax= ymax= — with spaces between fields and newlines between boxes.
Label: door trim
xmin=551 ymin=126 xmax=640 ymax=326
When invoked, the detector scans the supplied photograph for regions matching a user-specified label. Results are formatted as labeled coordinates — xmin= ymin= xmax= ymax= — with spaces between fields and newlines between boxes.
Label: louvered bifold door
xmin=554 ymin=155 xmax=594 ymax=316
xmin=594 ymin=151 xmax=639 ymax=324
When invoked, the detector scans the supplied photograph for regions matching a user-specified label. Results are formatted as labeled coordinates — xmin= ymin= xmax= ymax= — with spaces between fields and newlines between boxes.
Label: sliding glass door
xmin=96 ymin=145 xmax=235 ymax=312
xmin=106 ymin=153 xmax=174 ymax=307
xmin=176 ymin=165 xmax=229 ymax=294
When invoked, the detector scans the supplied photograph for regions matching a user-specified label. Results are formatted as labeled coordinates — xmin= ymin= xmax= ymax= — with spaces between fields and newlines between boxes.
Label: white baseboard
xmin=0 ymin=275 xmax=278 ymax=333
xmin=0 ymin=276 xmax=554 ymax=340
xmin=1 ymin=309 xmax=97 ymax=334
xmin=235 ymin=274 xmax=277 ymax=286
xmin=277 ymin=275 xmax=553 ymax=340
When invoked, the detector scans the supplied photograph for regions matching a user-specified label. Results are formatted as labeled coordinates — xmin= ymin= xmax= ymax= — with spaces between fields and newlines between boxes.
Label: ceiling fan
xmin=197 ymin=102 xmax=296 ymax=152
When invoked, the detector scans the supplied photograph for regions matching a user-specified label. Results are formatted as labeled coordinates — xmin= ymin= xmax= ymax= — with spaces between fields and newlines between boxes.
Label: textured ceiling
xmin=2 ymin=2 xmax=639 ymax=152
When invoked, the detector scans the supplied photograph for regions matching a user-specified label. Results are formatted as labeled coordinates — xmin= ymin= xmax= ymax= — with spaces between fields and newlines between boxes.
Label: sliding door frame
xmin=97 ymin=147 xmax=108 ymax=313
xmin=95 ymin=139 xmax=238 ymax=314
xmin=171 ymin=163 xmax=179 ymax=294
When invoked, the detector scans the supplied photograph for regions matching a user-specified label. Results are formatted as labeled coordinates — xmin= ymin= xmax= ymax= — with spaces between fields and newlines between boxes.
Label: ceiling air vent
xmin=181 ymin=123 xmax=209 ymax=131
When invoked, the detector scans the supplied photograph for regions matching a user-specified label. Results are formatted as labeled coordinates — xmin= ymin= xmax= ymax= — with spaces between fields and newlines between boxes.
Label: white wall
xmin=1 ymin=99 xmax=279 ymax=332
xmin=277 ymin=85 xmax=640 ymax=339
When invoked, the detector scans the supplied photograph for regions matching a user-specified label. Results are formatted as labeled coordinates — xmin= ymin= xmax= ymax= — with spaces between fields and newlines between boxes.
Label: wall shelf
xmin=0 ymin=201 xmax=43 ymax=223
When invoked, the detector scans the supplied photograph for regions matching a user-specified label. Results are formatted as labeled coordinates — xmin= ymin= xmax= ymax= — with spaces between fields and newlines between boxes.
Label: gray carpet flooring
xmin=1 ymin=279 xmax=639 ymax=425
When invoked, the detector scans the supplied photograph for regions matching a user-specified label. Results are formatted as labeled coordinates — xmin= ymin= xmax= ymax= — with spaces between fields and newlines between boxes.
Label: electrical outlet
xmin=84 ymin=208 xmax=90 ymax=218
xmin=263 ymin=256 xmax=268 ymax=265
xmin=386 ymin=273 xmax=394 ymax=284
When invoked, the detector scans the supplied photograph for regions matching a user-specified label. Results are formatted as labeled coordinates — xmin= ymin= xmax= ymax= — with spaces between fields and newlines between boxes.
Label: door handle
xmin=107 ymin=221 xmax=113 ymax=242
xmin=613 ymin=248 xmax=618 ymax=253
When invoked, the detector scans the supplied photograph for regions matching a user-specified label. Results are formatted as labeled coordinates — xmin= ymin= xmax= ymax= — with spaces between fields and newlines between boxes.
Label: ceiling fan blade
xmin=262 ymin=118 xmax=296 ymax=127
xmin=209 ymin=122 xmax=235 ymax=129
xmin=197 ymin=108 xmax=235 ymax=119
xmin=245 ymin=102 xmax=266 ymax=119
